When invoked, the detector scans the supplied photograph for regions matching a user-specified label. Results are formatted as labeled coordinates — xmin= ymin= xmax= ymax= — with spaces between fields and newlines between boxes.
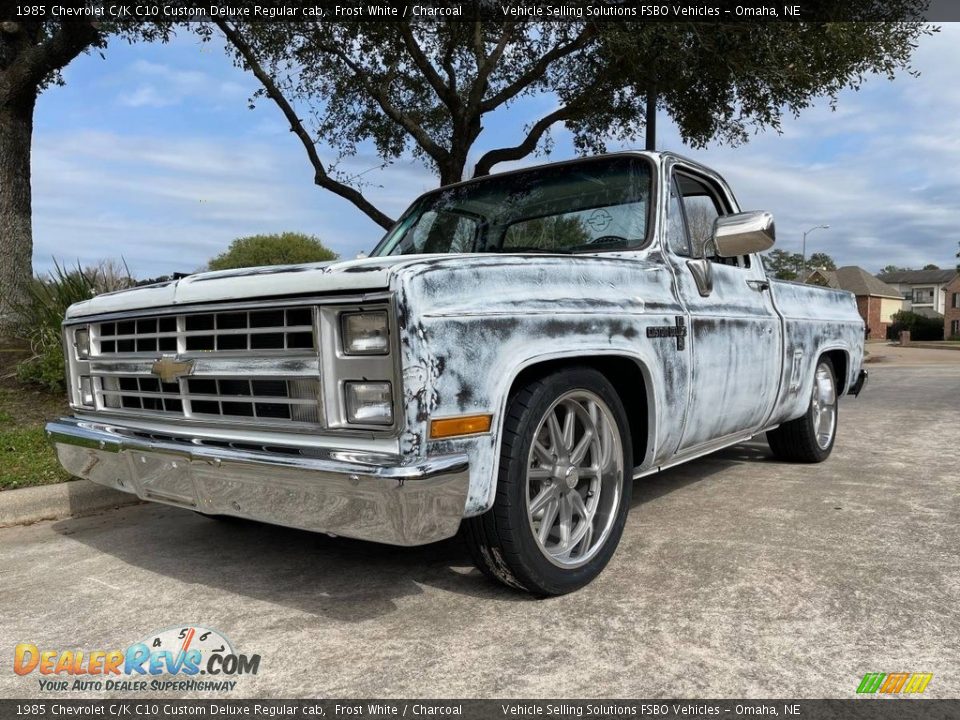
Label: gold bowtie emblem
xmin=150 ymin=356 xmax=195 ymax=383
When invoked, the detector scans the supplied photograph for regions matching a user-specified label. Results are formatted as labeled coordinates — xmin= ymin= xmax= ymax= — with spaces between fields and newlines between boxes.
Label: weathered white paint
xmin=58 ymin=151 xmax=866 ymax=529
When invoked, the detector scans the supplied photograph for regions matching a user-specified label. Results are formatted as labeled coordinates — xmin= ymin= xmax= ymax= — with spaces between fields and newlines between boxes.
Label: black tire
xmin=767 ymin=356 xmax=838 ymax=463
xmin=463 ymin=367 xmax=633 ymax=596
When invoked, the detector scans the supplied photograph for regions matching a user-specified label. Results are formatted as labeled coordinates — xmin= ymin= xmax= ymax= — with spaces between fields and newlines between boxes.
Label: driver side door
xmin=665 ymin=166 xmax=782 ymax=453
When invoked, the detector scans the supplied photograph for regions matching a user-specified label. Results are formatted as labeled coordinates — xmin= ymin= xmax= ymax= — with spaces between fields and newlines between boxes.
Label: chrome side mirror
xmin=712 ymin=211 xmax=775 ymax=257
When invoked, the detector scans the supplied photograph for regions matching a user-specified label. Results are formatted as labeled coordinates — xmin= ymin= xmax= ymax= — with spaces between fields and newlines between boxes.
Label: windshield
xmin=371 ymin=156 xmax=652 ymax=256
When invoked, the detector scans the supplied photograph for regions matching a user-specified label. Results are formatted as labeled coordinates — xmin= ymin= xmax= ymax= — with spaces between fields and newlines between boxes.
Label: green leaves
xmin=207 ymin=232 xmax=338 ymax=271
xmin=214 ymin=16 xmax=932 ymax=223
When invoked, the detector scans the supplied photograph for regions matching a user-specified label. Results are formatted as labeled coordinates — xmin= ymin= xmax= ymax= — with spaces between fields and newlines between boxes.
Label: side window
xmin=666 ymin=178 xmax=691 ymax=257
xmin=675 ymin=172 xmax=749 ymax=268
xmin=675 ymin=174 xmax=722 ymax=258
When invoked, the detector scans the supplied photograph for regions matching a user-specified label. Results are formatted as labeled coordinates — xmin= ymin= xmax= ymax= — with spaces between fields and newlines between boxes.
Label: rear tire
xmin=767 ymin=357 xmax=838 ymax=463
xmin=463 ymin=367 xmax=633 ymax=596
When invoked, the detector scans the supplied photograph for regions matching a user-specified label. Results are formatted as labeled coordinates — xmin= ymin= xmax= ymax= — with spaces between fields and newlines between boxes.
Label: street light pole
xmin=802 ymin=224 xmax=830 ymax=279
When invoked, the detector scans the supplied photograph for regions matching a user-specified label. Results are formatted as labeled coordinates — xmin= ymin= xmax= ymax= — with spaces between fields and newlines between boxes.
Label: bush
xmin=208 ymin=232 xmax=338 ymax=271
xmin=886 ymin=310 xmax=945 ymax=342
xmin=13 ymin=262 xmax=99 ymax=392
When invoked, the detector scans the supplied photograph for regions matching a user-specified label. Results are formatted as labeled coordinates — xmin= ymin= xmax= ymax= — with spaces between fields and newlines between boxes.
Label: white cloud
xmin=31 ymin=24 xmax=960 ymax=279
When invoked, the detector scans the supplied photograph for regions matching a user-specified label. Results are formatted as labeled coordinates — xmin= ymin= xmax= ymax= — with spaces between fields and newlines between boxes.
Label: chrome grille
xmin=95 ymin=307 xmax=315 ymax=355
xmin=100 ymin=375 xmax=321 ymax=425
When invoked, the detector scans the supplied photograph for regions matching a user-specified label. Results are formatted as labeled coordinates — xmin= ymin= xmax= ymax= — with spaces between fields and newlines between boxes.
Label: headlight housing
xmin=340 ymin=311 xmax=389 ymax=355
xmin=73 ymin=327 xmax=91 ymax=360
xmin=344 ymin=382 xmax=393 ymax=425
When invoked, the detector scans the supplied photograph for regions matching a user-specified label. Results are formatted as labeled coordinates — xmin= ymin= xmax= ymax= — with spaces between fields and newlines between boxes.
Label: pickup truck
xmin=48 ymin=151 xmax=867 ymax=596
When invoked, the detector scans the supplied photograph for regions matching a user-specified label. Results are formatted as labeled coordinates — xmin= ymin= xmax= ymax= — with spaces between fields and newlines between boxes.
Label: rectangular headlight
xmin=79 ymin=376 xmax=95 ymax=407
xmin=344 ymin=382 xmax=393 ymax=425
xmin=341 ymin=311 xmax=389 ymax=355
xmin=74 ymin=327 xmax=90 ymax=360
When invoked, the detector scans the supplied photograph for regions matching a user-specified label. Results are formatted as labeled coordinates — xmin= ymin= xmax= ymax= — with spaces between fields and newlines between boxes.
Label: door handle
xmin=747 ymin=279 xmax=770 ymax=292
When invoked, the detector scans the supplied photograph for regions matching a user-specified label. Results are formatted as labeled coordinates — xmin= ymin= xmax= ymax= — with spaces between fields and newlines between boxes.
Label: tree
xmin=762 ymin=249 xmax=803 ymax=281
xmin=807 ymin=253 xmax=837 ymax=271
xmin=207 ymin=232 xmax=338 ymax=271
xmin=880 ymin=265 xmax=911 ymax=274
xmin=505 ymin=215 xmax=590 ymax=250
xmin=209 ymin=16 xmax=932 ymax=230
xmin=922 ymin=263 xmax=940 ymax=270
xmin=0 ymin=13 xmax=165 ymax=331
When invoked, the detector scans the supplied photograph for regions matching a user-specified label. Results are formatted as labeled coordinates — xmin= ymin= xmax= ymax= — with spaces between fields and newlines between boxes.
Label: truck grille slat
xmin=95 ymin=307 xmax=316 ymax=356
xmin=85 ymin=303 xmax=323 ymax=427
xmin=100 ymin=375 xmax=321 ymax=425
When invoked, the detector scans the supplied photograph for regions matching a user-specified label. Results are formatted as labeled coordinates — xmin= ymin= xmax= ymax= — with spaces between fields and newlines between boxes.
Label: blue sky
xmin=32 ymin=23 xmax=960 ymax=278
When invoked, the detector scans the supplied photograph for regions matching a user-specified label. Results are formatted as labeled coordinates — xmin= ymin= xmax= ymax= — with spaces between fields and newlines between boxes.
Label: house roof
xmin=812 ymin=266 xmax=903 ymax=299
xmin=876 ymin=268 xmax=957 ymax=285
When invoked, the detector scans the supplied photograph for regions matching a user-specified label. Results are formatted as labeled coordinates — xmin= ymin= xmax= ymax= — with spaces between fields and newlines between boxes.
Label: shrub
xmin=13 ymin=262 xmax=99 ymax=392
xmin=886 ymin=310 xmax=945 ymax=342
xmin=208 ymin=232 xmax=338 ymax=271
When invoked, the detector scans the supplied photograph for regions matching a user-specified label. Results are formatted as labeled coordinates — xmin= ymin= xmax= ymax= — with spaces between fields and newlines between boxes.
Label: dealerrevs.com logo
xmin=14 ymin=625 xmax=260 ymax=693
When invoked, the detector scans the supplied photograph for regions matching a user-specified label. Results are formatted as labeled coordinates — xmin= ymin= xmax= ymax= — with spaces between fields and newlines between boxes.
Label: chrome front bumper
xmin=46 ymin=418 xmax=469 ymax=546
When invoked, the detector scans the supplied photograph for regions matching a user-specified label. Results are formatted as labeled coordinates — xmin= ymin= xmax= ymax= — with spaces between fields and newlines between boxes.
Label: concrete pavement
xmin=1 ymin=363 xmax=958 ymax=699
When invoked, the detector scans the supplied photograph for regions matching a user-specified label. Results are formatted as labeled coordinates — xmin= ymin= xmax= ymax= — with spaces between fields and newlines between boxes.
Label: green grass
xmin=0 ymin=424 xmax=71 ymax=490
xmin=0 ymin=344 xmax=73 ymax=491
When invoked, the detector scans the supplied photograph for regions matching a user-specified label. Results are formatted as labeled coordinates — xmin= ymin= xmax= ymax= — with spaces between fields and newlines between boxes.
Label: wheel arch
xmin=482 ymin=351 xmax=657 ymax=514
xmin=819 ymin=347 xmax=850 ymax=394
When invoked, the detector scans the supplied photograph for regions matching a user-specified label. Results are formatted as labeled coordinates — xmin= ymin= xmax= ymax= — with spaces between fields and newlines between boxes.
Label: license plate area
xmin=131 ymin=451 xmax=198 ymax=507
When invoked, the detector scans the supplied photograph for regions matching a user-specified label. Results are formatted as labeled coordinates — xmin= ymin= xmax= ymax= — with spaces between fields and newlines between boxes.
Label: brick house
xmin=945 ymin=274 xmax=960 ymax=339
xmin=807 ymin=266 xmax=903 ymax=340
xmin=877 ymin=267 xmax=958 ymax=319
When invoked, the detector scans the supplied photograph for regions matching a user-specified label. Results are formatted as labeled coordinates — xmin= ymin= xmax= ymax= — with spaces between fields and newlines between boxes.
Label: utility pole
xmin=802 ymin=224 xmax=830 ymax=279
xmin=645 ymin=88 xmax=657 ymax=151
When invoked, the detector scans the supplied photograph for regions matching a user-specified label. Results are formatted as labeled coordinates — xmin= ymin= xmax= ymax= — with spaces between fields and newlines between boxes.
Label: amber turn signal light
xmin=429 ymin=414 xmax=492 ymax=439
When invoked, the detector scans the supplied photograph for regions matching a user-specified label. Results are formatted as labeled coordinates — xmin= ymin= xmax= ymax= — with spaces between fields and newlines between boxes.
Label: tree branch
xmin=216 ymin=20 xmax=394 ymax=230
xmin=397 ymin=21 xmax=458 ymax=112
xmin=479 ymin=27 xmax=596 ymax=113
xmin=4 ymin=21 xmax=100 ymax=99
xmin=467 ymin=22 xmax=515 ymax=111
xmin=472 ymin=104 xmax=576 ymax=177
xmin=312 ymin=33 xmax=450 ymax=165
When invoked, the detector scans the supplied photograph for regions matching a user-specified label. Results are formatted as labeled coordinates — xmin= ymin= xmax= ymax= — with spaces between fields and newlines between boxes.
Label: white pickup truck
xmin=48 ymin=151 xmax=867 ymax=595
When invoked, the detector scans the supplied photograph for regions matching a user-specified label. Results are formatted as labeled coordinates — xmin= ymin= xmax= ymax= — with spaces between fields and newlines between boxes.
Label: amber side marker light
xmin=429 ymin=414 xmax=492 ymax=439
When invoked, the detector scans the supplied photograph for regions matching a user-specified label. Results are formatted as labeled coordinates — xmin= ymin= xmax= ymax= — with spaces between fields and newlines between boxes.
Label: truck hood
xmin=65 ymin=255 xmax=426 ymax=319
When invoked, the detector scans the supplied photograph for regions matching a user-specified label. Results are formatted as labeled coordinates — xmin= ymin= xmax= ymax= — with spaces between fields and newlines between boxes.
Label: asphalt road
xmin=2 ymin=363 xmax=958 ymax=699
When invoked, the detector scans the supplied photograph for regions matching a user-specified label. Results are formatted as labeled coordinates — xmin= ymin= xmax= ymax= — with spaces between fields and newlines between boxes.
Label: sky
xmin=31 ymin=23 xmax=960 ymax=279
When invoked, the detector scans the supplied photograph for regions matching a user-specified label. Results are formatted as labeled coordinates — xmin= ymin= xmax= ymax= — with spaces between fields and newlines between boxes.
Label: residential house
xmin=945 ymin=274 xmax=960 ymax=339
xmin=877 ymin=268 xmax=959 ymax=319
xmin=807 ymin=266 xmax=903 ymax=340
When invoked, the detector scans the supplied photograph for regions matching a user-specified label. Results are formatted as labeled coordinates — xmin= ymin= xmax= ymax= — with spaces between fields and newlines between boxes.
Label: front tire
xmin=767 ymin=357 xmax=838 ymax=463
xmin=463 ymin=367 xmax=633 ymax=596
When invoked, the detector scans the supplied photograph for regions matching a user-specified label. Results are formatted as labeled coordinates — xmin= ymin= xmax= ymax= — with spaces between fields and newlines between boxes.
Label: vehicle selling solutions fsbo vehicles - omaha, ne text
xmin=48 ymin=151 xmax=868 ymax=595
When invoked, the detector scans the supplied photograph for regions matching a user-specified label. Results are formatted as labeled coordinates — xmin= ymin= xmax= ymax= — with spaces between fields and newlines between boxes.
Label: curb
xmin=0 ymin=480 xmax=141 ymax=527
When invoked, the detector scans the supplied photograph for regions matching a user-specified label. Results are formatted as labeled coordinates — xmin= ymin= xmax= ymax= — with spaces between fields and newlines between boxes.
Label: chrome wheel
xmin=811 ymin=362 xmax=837 ymax=450
xmin=525 ymin=390 xmax=624 ymax=568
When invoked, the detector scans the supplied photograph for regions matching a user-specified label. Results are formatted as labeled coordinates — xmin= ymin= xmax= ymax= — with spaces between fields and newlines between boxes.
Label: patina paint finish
xmin=52 ymin=151 xmax=865 ymax=544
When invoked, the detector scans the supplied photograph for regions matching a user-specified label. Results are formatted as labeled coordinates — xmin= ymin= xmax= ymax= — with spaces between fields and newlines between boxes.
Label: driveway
xmin=1 ymin=363 xmax=958 ymax=699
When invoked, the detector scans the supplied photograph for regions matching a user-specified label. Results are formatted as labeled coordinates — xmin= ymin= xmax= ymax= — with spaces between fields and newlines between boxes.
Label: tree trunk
xmin=0 ymin=87 xmax=37 ymax=335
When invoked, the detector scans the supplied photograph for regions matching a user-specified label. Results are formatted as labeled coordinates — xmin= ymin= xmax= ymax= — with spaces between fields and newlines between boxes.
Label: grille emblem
xmin=150 ymin=356 xmax=195 ymax=383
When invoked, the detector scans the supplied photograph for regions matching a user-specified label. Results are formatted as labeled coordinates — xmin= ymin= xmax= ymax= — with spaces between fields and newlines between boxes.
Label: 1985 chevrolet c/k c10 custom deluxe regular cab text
xmin=48 ymin=151 xmax=868 ymax=595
